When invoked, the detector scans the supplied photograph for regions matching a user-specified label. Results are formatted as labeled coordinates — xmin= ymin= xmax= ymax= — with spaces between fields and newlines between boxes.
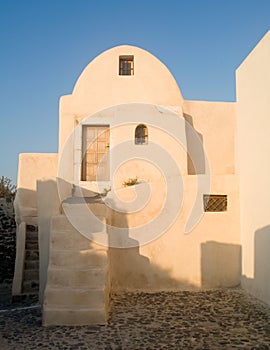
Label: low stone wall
xmin=0 ymin=198 xmax=16 ymax=291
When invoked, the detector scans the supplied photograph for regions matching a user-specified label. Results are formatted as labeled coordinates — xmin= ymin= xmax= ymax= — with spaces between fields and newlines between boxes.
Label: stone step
xmin=25 ymin=241 xmax=39 ymax=250
xmin=25 ymin=231 xmax=38 ymax=242
xmin=49 ymin=249 xmax=107 ymax=268
xmin=44 ymin=287 xmax=105 ymax=308
xmin=25 ymin=249 xmax=39 ymax=261
xmin=43 ymin=306 xmax=107 ymax=326
xmin=43 ymin=213 xmax=109 ymax=326
xmin=50 ymin=229 xmax=107 ymax=250
xmin=25 ymin=260 xmax=39 ymax=270
xmin=47 ymin=267 xmax=107 ymax=288
xmin=50 ymin=214 xmax=108 ymax=248
xmin=51 ymin=214 xmax=105 ymax=233
xmin=26 ymin=225 xmax=38 ymax=233
xmin=12 ymin=292 xmax=39 ymax=305
xmin=24 ymin=269 xmax=39 ymax=280
xmin=62 ymin=199 xmax=108 ymax=218
xmin=22 ymin=279 xmax=39 ymax=293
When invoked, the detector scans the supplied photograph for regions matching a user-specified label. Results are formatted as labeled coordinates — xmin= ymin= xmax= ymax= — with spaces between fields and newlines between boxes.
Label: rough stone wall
xmin=0 ymin=198 xmax=16 ymax=286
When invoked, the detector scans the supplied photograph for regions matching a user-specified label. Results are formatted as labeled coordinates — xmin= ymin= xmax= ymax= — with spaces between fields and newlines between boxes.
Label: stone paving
xmin=0 ymin=288 xmax=270 ymax=349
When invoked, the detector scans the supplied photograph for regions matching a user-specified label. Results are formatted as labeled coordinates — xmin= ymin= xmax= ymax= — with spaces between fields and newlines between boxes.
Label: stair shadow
xmin=105 ymin=197 xmax=197 ymax=292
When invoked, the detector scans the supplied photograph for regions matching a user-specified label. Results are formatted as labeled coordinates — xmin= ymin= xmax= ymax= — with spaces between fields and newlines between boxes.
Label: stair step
xmin=12 ymin=293 xmax=39 ymax=305
xmin=47 ymin=267 xmax=107 ymax=288
xmin=25 ymin=260 xmax=39 ymax=270
xmin=43 ymin=307 xmax=107 ymax=326
xmin=44 ymin=287 xmax=105 ymax=308
xmin=62 ymin=200 xmax=108 ymax=218
xmin=26 ymin=225 xmax=38 ymax=232
xmin=25 ymin=249 xmax=39 ymax=261
xmin=24 ymin=269 xmax=39 ymax=280
xmin=51 ymin=214 xmax=104 ymax=233
xmin=50 ymin=215 xmax=108 ymax=249
xmin=26 ymin=232 xmax=38 ymax=242
xmin=49 ymin=249 xmax=107 ymax=268
xmin=50 ymin=230 xmax=107 ymax=250
xmin=22 ymin=280 xmax=39 ymax=293
xmin=43 ymin=214 xmax=110 ymax=326
xmin=26 ymin=242 xmax=39 ymax=250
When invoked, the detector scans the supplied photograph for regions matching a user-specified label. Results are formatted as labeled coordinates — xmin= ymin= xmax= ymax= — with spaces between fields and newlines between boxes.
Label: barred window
xmin=135 ymin=124 xmax=148 ymax=145
xmin=119 ymin=56 xmax=134 ymax=75
xmin=203 ymin=194 xmax=227 ymax=212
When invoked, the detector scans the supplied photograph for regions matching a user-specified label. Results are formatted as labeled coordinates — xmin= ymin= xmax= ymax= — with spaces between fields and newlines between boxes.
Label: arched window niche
xmin=135 ymin=124 xmax=148 ymax=145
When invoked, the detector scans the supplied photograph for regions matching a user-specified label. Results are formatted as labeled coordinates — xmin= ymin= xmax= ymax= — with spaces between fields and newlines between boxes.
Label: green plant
xmin=100 ymin=186 xmax=111 ymax=197
xmin=0 ymin=176 xmax=16 ymax=198
xmin=122 ymin=177 xmax=139 ymax=187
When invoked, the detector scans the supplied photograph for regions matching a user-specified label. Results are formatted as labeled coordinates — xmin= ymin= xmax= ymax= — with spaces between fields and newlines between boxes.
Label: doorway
xmin=81 ymin=125 xmax=110 ymax=181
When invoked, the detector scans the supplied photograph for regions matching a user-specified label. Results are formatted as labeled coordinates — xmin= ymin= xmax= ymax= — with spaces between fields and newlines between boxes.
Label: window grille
xmin=135 ymin=124 xmax=148 ymax=145
xmin=119 ymin=56 xmax=134 ymax=75
xmin=203 ymin=194 xmax=227 ymax=212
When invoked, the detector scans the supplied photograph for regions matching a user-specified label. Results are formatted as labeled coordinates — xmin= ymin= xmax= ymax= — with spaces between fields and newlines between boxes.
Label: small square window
xmin=203 ymin=194 xmax=227 ymax=212
xmin=119 ymin=55 xmax=134 ymax=75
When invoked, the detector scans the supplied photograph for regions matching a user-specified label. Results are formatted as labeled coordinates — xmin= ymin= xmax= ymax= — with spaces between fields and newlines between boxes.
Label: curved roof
xmin=71 ymin=45 xmax=183 ymax=115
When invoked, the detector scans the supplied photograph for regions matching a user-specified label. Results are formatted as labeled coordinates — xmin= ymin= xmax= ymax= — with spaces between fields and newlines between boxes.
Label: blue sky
xmin=1 ymin=0 xmax=270 ymax=183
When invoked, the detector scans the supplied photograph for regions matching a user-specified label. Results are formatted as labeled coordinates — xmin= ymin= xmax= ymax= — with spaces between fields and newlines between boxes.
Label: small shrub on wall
xmin=122 ymin=177 xmax=139 ymax=187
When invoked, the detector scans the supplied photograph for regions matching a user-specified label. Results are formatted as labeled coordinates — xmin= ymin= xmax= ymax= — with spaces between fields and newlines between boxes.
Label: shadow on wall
xmin=17 ymin=179 xmax=244 ymax=295
xmin=14 ymin=188 xmax=38 ymax=222
xmin=184 ymin=114 xmax=205 ymax=175
xmin=108 ymin=198 xmax=198 ymax=292
xmin=242 ymin=225 xmax=270 ymax=304
xmin=108 ymin=200 xmax=242 ymax=291
xmin=201 ymin=241 xmax=241 ymax=288
xmin=109 ymin=243 xmax=197 ymax=292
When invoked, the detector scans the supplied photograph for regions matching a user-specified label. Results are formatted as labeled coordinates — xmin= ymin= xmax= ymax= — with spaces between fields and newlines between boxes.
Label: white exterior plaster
xmin=236 ymin=30 xmax=270 ymax=305
xmin=14 ymin=37 xmax=270 ymax=315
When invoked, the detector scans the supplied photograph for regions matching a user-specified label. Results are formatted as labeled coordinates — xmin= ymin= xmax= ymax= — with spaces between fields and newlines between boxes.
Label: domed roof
xmin=71 ymin=45 xmax=183 ymax=115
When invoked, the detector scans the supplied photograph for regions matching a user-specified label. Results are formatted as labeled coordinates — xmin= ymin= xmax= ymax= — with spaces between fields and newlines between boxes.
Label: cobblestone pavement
xmin=0 ymin=289 xmax=270 ymax=349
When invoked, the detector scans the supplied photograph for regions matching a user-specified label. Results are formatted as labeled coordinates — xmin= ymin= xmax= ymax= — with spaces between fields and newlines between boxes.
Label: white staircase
xmin=43 ymin=209 xmax=110 ymax=326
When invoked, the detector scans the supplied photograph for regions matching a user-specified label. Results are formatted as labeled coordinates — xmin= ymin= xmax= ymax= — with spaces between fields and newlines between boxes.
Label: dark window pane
xmin=119 ymin=56 xmax=134 ymax=75
xmin=203 ymin=194 xmax=227 ymax=212
xmin=135 ymin=124 xmax=148 ymax=145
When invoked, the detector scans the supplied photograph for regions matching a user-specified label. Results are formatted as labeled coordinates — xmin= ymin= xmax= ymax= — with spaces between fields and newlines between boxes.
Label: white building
xmin=12 ymin=31 xmax=270 ymax=325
